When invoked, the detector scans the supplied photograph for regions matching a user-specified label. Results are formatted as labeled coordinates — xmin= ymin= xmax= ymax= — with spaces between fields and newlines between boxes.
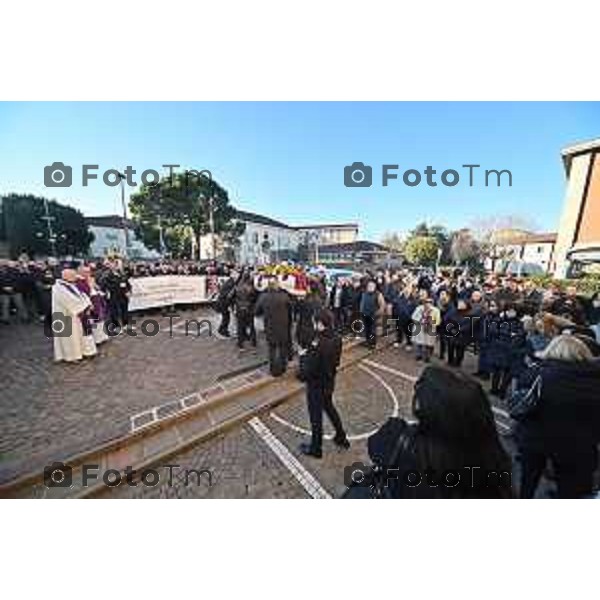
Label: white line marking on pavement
xmin=361 ymin=359 xmax=418 ymax=383
xmin=269 ymin=363 xmax=401 ymax=441
xmin=361 ymin=358 xmax=512 ymax=434
xmin=358 ymin=364 xmax=400 ymax=419
xmin=248 ymin=417 xmax=331 ymax=499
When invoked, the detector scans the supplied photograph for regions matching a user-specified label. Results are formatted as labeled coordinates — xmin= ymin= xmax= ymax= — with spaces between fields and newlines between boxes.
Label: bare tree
xmin=469 ymin=214 xmax=538 ymax=244
xmin=381 ymin=231 xmax=404 ymax=251
xmin=468 ymin=214 xmax=539 ymax=272
xmin=449 ymin=228 xmax=481 ymax=265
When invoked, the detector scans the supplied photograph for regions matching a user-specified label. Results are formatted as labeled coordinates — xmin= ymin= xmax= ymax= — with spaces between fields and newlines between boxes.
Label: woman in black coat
xmin=487 ymin=304 xmax=526 ymax=398
xmin=444 ymin=298 xmax=472 ymax=367
xmin=366 ymin=365 xmax=512 ymax=498
xmin=511 ymin=334 xmax=600 ymax=498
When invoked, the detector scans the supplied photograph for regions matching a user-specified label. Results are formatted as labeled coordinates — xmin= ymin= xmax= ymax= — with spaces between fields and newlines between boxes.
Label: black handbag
xmin=507 ymin=367 xmax=542 ymax=419
xmin=297 ymin=342 xmax=319 ymax=382
xmin=342 ymin=418 xmax=415 ymax=499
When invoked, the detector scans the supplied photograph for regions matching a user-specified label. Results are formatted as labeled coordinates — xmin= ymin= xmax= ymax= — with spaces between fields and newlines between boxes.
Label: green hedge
xmin=528 ymin=274 xmax=600 ymax=297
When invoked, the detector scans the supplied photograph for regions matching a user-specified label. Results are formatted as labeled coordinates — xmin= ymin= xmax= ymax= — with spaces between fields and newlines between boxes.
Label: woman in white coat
xmin=412 ymin=294 xmax=441 ymax=363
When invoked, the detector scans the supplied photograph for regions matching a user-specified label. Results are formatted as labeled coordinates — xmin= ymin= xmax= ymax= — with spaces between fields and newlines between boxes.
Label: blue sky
xmin=0 ymin=102 xmax=598 ymax=240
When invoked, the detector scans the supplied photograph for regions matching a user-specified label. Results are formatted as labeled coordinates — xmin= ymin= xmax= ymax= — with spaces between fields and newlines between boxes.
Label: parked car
xmin=504 ymin=261 xmax=545 ymax=277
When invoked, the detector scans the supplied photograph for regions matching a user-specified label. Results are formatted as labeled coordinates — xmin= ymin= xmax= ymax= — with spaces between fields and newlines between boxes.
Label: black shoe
xmin=299 ymin=443 xmax=322 ymax=459
xmin=416 ymin=355 xmax=423 ymax=362
xmin=333 ymin=437 xmax=350 ymax=450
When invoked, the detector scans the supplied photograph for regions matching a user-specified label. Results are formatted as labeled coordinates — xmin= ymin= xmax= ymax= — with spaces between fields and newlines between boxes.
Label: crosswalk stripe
xmin=248 ymin=417 xmax=331 ymax=499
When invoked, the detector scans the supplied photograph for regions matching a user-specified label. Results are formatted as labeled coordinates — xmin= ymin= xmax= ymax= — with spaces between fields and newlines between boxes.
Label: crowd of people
xmin=0 ymin=257 xmax=134 ymax=362
xmin=210 ymin=265 xmax=600 ymax=499
xmin=3 ymin=255 xmax=600 ymax=498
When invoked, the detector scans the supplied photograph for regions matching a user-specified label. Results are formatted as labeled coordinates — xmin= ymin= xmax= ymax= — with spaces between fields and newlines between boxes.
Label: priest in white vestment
xmin=51 ymin=269 xmax=97 ymax=363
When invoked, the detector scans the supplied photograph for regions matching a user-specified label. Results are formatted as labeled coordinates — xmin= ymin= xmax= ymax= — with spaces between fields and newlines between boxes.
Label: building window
xmin=253 ymin=232 xmax=259 ymax=245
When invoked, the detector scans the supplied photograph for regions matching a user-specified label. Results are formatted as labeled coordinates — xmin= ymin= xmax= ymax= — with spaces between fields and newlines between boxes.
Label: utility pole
xmin=208 ymin=195 xmax=216 ymax=260
xmin=41 ymin=197 xmax=57 ymax=257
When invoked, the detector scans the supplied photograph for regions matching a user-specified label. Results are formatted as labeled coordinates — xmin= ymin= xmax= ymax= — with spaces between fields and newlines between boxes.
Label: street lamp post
xmin=117 ymin=171 xmax=129 ymax=257
xmin=150 ymin=187 xmax=165 ymax=258
xmin=311 ymin=231 xmax=320 ymax=265
xmin=40 ymin=197 xmax=57 ymax=257
xmin=157 ymin=214 xmax=165 ymax=257
xmin=208 ymin=195 xmax=217 ymax=260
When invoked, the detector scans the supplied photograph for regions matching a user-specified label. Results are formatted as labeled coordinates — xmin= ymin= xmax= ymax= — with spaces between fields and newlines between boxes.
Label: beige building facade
xmin=554 ymin=139 xmax=600 ymax=278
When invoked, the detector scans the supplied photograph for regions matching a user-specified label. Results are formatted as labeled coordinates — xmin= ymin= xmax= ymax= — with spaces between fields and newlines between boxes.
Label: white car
xmin=505 ymin=261 xmax=545 ymax=277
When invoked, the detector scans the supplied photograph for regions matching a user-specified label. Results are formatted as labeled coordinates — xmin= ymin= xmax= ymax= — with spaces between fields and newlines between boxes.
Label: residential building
xmin=520 ymin=233 xmax=557 ymax=272
xmin=199 ymin=210 xmax=366 ymax=266
xmin=296 ymin=223 xmax=359 ymax=245
xmin=317 ymin=240 xmax=393 ymax=266
xmin=485 ymin=230 xmax=557 ymax=274
xmin=199 ymin=210 xmax=300 ymax=265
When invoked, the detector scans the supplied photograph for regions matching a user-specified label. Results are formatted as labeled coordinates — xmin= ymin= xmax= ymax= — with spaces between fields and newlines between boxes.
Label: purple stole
xmin=76 ymin=278 xmax=108 ymax=322
xmin=62 ymin=280 xmax=92 ymax=336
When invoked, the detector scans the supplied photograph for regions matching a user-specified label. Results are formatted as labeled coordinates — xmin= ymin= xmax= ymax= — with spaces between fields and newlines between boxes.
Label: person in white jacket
xmin=412 ymin=295 xmax=441 ymax=363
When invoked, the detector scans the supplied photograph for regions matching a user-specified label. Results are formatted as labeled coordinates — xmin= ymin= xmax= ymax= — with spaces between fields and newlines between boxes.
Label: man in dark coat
xmin=0 ymin=261 xmax=30 ymax=323
xmin=234 ymin=272 xmax=257 ymax=349
xmin=215 ymin=270 xmax=238 ymax=337
xmin=35 ymin=261 xmax=58 ymax=329
xmin=255 ymin=278 xmax=292 ymax=376
xmin=359 ymin=280 xmax=383 ymax=349
xmin=552 ymin=285 xmax=588 ymax=326
xmin=393 ymin=288 xmax=417 ymax=349
xmin=299 ymin=309 xmax=349 ymax=458
xmin=103 ymin=264 xmax=131 ymax=328
xmin=519 ymin=280 xmax=542 ymax=317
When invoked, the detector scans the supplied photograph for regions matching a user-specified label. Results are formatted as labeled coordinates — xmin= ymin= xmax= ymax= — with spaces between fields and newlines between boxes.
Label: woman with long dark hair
xmin=366 ymin=365 xmax=513 ymax=498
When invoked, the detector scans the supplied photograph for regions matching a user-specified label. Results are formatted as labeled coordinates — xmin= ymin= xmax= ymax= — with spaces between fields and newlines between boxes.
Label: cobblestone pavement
xmin=0 ymin=308 xmax=267 ymax=479
xmin=94 ymin=425 xmax=308 ymax=499
xmin=1 ymin=319 xmax=555 ymax=498
xmin=96 ymin=342 xmax=548 ymax=500
xmin=96 ymin=358 xmax=417 ymax=499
